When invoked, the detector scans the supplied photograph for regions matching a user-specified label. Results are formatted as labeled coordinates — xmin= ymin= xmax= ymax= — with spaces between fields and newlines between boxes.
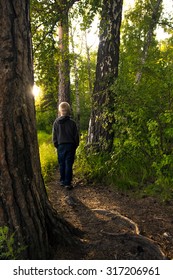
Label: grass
xmin=37 ymin=130 xmax=52 ymax=145
xmin=37 ymin=131 xmax=57 ymax=183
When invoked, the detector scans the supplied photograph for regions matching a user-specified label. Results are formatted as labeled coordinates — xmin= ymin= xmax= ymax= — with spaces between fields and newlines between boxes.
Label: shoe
xmin=64 ymin=185 xmax=73 ymax=190
xmin=60 ymin=181 xmax=64 ymax=186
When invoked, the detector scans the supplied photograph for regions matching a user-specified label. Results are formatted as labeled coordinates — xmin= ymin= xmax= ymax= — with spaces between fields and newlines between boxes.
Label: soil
xmin=48 ymin=170 xmax=173 ymax=260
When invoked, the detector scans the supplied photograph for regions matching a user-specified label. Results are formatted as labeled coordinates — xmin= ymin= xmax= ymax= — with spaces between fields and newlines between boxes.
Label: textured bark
xmin=57 ymin=0 xmax=79 ymax=106
xmin=58 ymin=16 xmax=71 ymax=105
xmin=0 ymin=0 xmax=80 ymax=259
xmin=135 ymin=0 xmax=163 ymax=84
xmin=70 ymin=27 xmax=80 ymax=131
xmin=88 ymin=0 xmax=123 ymax=152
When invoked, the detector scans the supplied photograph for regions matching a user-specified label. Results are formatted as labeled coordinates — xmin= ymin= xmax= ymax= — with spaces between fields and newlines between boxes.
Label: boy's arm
xmin=52 ymin=122 xmax=58 ymax=148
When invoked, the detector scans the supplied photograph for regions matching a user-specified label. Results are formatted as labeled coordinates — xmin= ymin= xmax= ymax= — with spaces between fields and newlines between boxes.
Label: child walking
xmin=52 ymin=102 xmax=79 ymax=190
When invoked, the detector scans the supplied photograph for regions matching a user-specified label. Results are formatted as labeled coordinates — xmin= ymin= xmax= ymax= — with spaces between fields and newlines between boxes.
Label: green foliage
xmin=108 ymin=0 xmax=173 ymax=200
xmin=71 ymin=51 xmax=97 ymax=130
xmin=71 ymin=0 xmax=102 ymax=29
xmin=75 ymin=0 xmax=173 ymax=201
xmin=37 ymin=130 xmax=52 ymax=145
xmin=31 ymin=0 xmax=173 ymax=201
xmin=0 ymin=227 xmax=25 ymax=260
xmin=39 ymin=143 xmax=57 ymax=183
xmin=76 ymin=134 xmax=150 ymax=188
xmin=31 ymin=0 xmax=59 ymax=134
xmin=31 ymin=0 xmax=98 ymax=132
xmin=38 ymin=131 xmax=57 ymax=183
xmin=36 ymin=108 xmax=56 ymax=133
xmin=75 ymin=135 xmax=109 ymax=181
xmin=31 ymin=0 xmax=58 ymax=108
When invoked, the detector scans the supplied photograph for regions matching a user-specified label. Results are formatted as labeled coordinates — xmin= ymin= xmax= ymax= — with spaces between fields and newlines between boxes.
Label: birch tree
xmin=135 ymin=0 xmax=163 ymax=83
xmin=88 ymin=0 xmax=123 ymax=152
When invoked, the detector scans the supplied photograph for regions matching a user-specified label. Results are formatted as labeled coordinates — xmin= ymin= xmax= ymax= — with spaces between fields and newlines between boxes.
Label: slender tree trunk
xmin=70 ymin=27 xmax=80 ymax=131
xmin=0 ymin=0 xmax=80 ymax=259
xmin=57 ymin=0 xmax=79 ymax=106
xmin=88 ymin=0 xmax=123 ymax=152
xmin=135 ymin=0 xmax=163 ymax=83
xmin=58 ymin=16 xmax=71 ymax=105
xmin=85 ymin=31 xmax=93 ymax=96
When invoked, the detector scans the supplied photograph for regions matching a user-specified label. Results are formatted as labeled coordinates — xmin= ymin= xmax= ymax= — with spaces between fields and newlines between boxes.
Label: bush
xmin=75 ymin=133 xmax=148 ymax=186
xmin=39 ymin=143 xmax=57 ymax=183
xmin=75 ymin=134 xmax=173 ymax=201
xmin=36 ymin=110 xmax=56 ymax=133
xmin=75 ymin=135 xmax=110 ymax=183
xmin=37 ymin=131 xmax=57 ymax=183
xmin=37 ymin=130 xmax=52 ymax=145
xmin=0 ymin=226 xmax=25 ymax=260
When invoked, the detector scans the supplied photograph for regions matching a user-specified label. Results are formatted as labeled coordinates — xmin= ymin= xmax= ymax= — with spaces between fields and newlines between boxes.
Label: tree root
xmin=93 ymin=209 xmax=140 ymax=234
xmin=92 ymin=208 xmax=165 ymax=259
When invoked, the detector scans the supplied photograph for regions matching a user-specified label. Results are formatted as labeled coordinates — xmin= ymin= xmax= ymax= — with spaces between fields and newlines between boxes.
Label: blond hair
xmin=58 ymin=102 xmax=71 ymax=116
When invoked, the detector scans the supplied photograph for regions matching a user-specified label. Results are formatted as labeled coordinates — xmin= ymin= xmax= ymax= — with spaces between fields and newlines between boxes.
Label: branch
xmin=33 ymin=17 xmax=59 ymax=51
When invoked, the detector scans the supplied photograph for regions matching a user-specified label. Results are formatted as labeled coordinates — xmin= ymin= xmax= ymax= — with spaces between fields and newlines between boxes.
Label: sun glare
xmin=32 ymin=85 xmax=41 ymax=99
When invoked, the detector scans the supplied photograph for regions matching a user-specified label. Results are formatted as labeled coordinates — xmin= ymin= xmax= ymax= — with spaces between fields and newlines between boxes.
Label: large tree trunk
xmin=0 ymin=0 xmax=80 ymax=259
xmin=87 ymin=0 xmax=123 ymax=152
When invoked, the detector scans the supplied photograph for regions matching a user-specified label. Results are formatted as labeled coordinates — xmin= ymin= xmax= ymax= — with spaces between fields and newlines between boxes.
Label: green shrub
xmin=37 ymin=131 xmax=58 ymax=183
xmin=39 ymin=142 xmax=57 ymax=182
xmin=75 ymin=136 xmax=110 ymax=183
xmin=75 ymin=134 xmax=149 ymax=188
xmin=106 ymin=146 xmax=149 ymax=190
xmin=37 ymin=130 xmax=52 ymax=145
xmin=75 ymin=134 xmax=173 ymax=201
xmin=36 ymin=110 xmax=56 ymax=133
xmin=144 ymin=154 xmax=173 ymax=201
xmin=0 ymin=226 xmax=25 ymax=260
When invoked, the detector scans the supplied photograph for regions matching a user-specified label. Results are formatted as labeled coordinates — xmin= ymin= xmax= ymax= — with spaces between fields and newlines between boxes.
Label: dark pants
xmin=58 ymin=143 xmax=76 ymax=186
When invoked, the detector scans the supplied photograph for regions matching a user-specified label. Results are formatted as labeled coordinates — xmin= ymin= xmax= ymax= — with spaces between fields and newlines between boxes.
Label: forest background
xmin=1 ymin=0 xmax=173 ymax=260
xmin=31 ymin=0 xmax=173 ymax=201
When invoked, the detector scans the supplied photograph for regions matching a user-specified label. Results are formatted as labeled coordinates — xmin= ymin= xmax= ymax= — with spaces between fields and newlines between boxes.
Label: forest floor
xmin=48 ymin=170 xmax=173 ymax=260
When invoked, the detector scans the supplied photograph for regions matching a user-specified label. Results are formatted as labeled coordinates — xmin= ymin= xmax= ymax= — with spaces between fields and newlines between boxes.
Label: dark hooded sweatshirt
xmin=52 ymin=116 xmax=79 ymax=149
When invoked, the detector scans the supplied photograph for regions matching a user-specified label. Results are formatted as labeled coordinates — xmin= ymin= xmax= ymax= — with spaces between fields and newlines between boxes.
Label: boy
xmin=52 ymin=102 xmax=79 ymax=190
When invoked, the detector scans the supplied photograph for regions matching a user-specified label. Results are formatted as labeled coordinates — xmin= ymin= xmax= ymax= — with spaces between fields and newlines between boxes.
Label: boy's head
xmin=58 ymin=102 xmax=71 ymax=116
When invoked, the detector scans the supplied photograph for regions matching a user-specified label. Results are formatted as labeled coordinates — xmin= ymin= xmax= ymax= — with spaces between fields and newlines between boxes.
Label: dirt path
xmin=48 ymin=170 xmax=173 ymax=260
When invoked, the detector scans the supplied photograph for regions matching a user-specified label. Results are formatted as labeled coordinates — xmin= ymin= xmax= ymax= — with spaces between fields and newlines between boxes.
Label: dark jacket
xmin=52 ymin=116 xmax=79 ymax=149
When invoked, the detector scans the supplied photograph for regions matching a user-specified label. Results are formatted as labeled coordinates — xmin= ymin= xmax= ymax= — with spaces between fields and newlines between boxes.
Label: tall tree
xmin=135 ymin=0 xmax=163 ymax=83
xmin=109 ymin=0 xmax=173 ymax=193
xmin=70 ymin=25 xmax=80 ymax=130
xmin=84 ymin=30 xmax=93 ymax=96
xmin=0 ymin=0 xmax=80 ymax=259
xmin=88 ymin=0 xmax=123 ymax=152
xmin=31 ymin=0 xmax=79 ymax=107
xmin=58 ymin=15 xmax=71 ymax=104
xmin=57 ymin=0 xmax=79 ymax=105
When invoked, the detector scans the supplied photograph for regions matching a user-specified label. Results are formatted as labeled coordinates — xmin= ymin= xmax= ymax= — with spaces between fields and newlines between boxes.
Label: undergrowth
xmin=75 ymin=135 xmax=173 ymax=202
xmin=0 ymin=226 xmax=25 ymax=260
xmin=38 ymin=131 xmax=57 ymax=183
xmin=37 ymin=130 xmax=52 ymax=145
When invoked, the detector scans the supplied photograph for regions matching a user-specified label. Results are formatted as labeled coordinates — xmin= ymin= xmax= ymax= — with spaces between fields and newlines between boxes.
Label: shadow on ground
xmin=48 ymin=170 xmax=173 ymax=260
